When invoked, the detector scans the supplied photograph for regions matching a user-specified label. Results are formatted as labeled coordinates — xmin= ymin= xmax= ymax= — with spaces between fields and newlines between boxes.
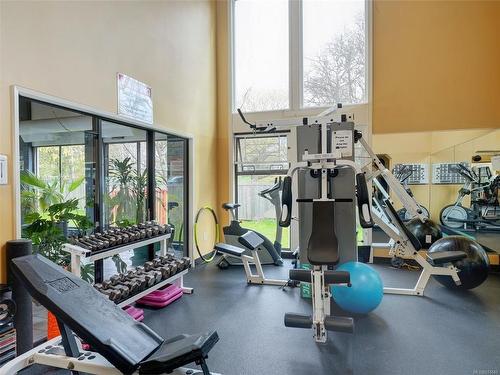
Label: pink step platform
xmin=124 ymin=305 xmax=144 ymax=321
xmin=136 ymin=284 xmax=183 ymax=308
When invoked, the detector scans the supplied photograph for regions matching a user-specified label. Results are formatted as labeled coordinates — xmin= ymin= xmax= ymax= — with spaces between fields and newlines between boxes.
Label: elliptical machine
xmin=394 ymin=165 xmax=430 ymax=222
xmin=217 ymin=180 xmax=284 ymax=269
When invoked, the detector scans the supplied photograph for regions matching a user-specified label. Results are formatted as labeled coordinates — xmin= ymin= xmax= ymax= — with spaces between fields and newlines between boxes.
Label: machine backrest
xmin=307 ymin=201 xmax=339 ymax=265
xmin=238 ymin=230 xmax=265 ymax=250
xmin=11 ymin=254 xmax=163 ymax=374
xmin=384 ymin=199 xmax=422 ymax=251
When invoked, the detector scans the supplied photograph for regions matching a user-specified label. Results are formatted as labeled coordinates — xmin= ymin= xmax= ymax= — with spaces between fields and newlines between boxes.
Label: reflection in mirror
xmin=19 ymin=97 xmax=95 ymax=267
xmin=155 ymin=132 xmax=187 ymax=256
xmin=372 ymin=128 xmax=500 ymax=261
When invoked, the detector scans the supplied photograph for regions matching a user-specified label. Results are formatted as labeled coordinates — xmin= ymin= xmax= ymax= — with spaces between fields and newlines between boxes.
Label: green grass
xmin=240 ymin=218 xmax=290 ymax=249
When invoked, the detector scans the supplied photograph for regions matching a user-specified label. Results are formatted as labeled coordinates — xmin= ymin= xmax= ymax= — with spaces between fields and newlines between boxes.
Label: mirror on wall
xmin=371 ymin=128 xmax=500 ymax=257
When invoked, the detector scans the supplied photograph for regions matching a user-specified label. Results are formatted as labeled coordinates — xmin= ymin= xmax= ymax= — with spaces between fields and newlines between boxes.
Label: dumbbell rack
xmin=62 ymin=233 xmax=194 ymax=303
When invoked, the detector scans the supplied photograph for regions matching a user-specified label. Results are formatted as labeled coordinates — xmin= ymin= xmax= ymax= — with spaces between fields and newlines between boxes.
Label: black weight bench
xmin=6 ymin=254 xmax=219 ymax=375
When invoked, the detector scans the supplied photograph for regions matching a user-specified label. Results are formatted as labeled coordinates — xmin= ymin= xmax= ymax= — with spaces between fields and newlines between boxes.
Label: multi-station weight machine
xmin=239 ymin=105 xmax=374 ymax=343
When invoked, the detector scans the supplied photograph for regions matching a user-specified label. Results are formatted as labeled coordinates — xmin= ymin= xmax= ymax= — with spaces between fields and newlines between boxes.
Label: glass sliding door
xmin=155 ymin=132 xmax=188 ymax=256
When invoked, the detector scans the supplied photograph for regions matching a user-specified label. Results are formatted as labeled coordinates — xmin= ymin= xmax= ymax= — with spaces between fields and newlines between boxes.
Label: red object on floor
xmin=137 ymin=284 xmax=183 ymax=308
xmin=47 ymin=311 xmax=60 ymax=339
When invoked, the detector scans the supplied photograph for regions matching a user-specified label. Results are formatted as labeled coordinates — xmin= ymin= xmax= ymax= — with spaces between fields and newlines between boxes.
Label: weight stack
xmin=6 ymin=239 xmax=33 ymax=355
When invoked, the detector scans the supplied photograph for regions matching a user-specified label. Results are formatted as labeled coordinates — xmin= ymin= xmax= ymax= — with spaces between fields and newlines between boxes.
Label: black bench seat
xmin=215 ymin=243 xmax=246 ymax=257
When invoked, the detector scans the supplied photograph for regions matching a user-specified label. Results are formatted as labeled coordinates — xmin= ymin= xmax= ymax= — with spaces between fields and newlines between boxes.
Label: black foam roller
xmin=6 ymin=239 xmax=33 ymax=355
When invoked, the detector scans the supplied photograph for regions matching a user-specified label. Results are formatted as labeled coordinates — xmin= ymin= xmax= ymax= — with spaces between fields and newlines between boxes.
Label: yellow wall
xmin=0 ymin=1 xmax=218 ymax=279
xmin=373 ymin=129 xmax=500 ymax=219
xmin=373 ymin=0 xmax=500 ymax=134
xmin=215 ymin=1 xmax=231 ymax=228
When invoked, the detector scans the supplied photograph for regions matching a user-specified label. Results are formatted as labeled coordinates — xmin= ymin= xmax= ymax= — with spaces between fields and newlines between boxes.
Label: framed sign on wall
xmin=117 ymin=73 xmax=153 ymax=124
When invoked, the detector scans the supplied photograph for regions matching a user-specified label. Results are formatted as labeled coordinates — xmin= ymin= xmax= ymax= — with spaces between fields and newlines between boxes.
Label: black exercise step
xmin=214 ymin=243 xmax=245 ymax=257
xmin=427 ymin=250 xmax=467 ymax=265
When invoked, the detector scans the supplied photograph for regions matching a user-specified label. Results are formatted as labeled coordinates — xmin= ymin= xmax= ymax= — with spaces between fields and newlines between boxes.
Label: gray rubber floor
xmin=23 ymin=258 xmax=500 ymax=375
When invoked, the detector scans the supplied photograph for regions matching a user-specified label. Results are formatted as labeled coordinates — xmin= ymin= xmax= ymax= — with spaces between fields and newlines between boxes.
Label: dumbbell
xmin=136 ymin=266 xmax=162 ymax=286
xmin=102 ymin=279 xmax=129 ymax=299
xmin=82 ymin=235 xmax=106 ymax=250
xmin=143 ymin=262 xmax=166 ymax=283
xmin=95 ymin=232 xmax=118 ymax=247
xmin=68 ymin=237 xmax=94 ymax=251
xmin=160 ymin=255 xmax=191 ymax=271
xmin=94 ymin=283 xmax=123 ymax=302
xmin=124 ymin=269 xmax=148 ymax=291
xmin=109 ymin=273 xmax=141 ymax=295
xmin=109 ymin=229 xmax=129 ymax=243
xmin=90 ymin=234 xmax=109 ymax=249
xmin=78 ymin=237 xmax=100 ymax=252
xmin=156 ymin=257 xmax=178 ymax=274
xmin=151 ymin=258 xmax=174 ymax=279
xmin=104 ymin=230 xmax=121 ymax=245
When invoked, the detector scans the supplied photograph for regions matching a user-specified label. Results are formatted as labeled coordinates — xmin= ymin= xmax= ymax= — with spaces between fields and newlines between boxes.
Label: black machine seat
xmin=427 ymin=250 xmax=467 ymax=265
xmin=11 ymin=254 xmax=218 ymax=375
xmin=308 ymin=201 xmax=339 ymax=265
xmin=214 ymin=242 xmax=246 ymax=257
xmin=384 ymin=199 xmax=422 ymax=251
xmin=238 ymin=230 xmax=265 ymax=251
xmin=139 ymin=332 xmax=219 ymax=374
xmin=222 ymin=203 xmax=241 ymax=210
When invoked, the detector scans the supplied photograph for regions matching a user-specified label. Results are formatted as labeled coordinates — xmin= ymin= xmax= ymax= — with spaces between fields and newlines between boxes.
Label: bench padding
xmin=139 ymin=331 xmax=219 ymax=374
xmin=215 ymin=243 xmax=245 ymax=257
xmin=307 ymin=201 xmax=339 ymax=265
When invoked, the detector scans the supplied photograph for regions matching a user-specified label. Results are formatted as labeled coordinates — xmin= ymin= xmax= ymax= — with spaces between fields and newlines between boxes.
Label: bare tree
xmin=237 ymin=87 xmax=288 ymax=112
xmin=304 ymin=16 xmax=366 ymax=107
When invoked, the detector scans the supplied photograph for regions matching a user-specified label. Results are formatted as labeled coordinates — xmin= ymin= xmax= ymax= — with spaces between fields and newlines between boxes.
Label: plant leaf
xmin=68 ymin=176 xmax=85 ymax=193
xmin=20 ymin=170 xmax=47 ymax=189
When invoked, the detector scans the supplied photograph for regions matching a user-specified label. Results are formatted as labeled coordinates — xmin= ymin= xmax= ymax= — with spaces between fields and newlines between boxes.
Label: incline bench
xmin=215 ymin=231 xmax=296 ymax=287
xmin=2 ymin=254 xmax=219 ymax=375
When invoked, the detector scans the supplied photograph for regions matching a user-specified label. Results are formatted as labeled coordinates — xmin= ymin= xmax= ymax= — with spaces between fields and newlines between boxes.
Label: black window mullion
xmin=94 ymin=117 xmax=105 ymax=283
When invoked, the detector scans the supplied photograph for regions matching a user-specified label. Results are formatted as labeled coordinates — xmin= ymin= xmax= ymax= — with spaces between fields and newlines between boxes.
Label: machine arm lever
xmin=356 ymin=173 xmax=374 ymax=228
xmin=279 ymin=176 xmax=293 ymax=227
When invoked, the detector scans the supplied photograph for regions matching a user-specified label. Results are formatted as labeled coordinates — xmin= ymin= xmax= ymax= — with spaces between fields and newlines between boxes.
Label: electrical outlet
xmin=346 ymin=113 xmax=355 ymax=121
xmin=0 ymin=155 xmax=7 ymax=185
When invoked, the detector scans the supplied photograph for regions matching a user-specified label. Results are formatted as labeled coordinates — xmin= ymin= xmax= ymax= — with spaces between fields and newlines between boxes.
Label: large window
xmin=235 ymin=135 xmax=290 ymax=248
xmin=234 ymin=0 xmax=289 ymax=112
xmin=303 ymin=0 xmax=366 ymax=107
xmin=232 ymin=0 xmax=367 ymax=112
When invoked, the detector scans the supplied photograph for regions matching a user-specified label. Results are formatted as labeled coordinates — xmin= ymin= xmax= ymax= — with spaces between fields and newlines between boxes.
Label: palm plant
xmin=20 ymin=170 xmax=94 ymax=282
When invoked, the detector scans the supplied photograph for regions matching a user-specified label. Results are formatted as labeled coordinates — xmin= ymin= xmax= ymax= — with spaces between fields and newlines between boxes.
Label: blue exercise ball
xmin=331 ymin=261 xmax=383 ymax=314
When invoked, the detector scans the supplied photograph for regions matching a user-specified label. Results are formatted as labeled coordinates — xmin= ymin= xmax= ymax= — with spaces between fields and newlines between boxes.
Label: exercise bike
xmin=440 ymin=163 xmax=500 ymax=230
xmin=393 ymin=165 xmax=430 ymax=221
xmin=217 ymin=178 xmax=284 ymax=269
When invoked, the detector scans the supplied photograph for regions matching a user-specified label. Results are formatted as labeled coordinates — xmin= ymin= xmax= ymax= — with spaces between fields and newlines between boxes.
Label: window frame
xmin=233 ymin=132 xmax=291 ymax=249
xmin=230 ymin=0 xmax=372 ymax=115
